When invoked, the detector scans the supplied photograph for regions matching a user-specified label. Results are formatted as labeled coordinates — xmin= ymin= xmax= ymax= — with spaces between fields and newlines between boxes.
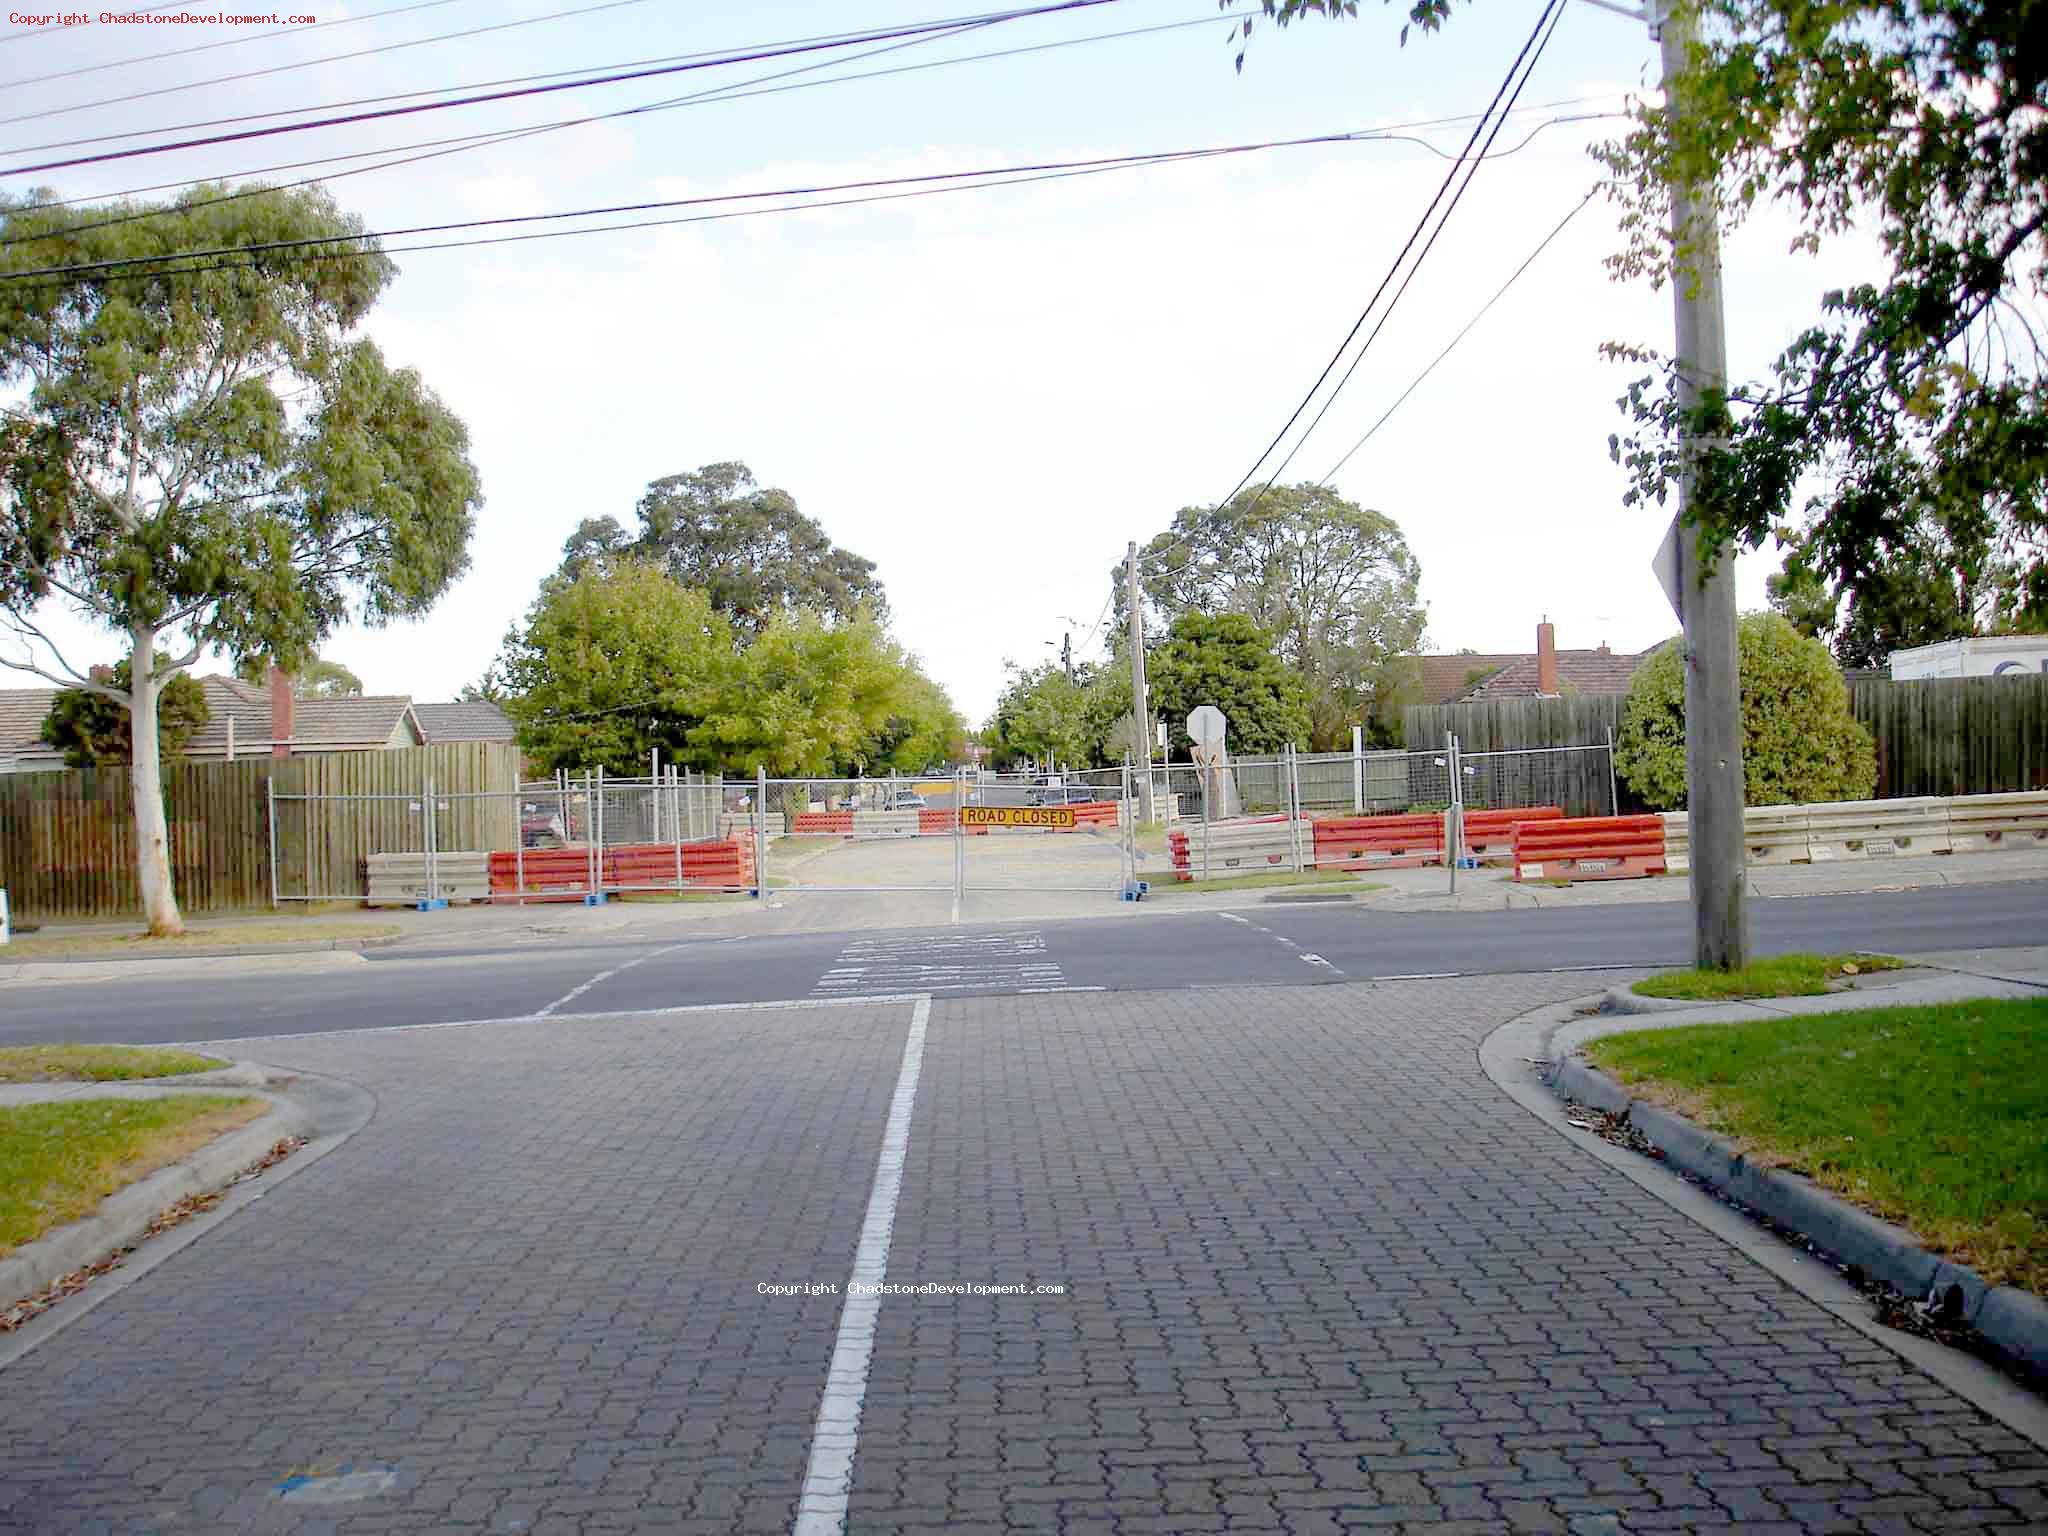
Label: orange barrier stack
xmin=1461 ymin=806 xmax=1563 ymax=861
xmin=1312 ymin=813 xmax=1445 ymax=870
xmin=488 ymin=836 xmax=755 ymax=901
xmin=1067 ymin=800 xmax=1121 ymax=828
xmin=792 ymin=810 xmax=856 ymax=835
xmin=1512 ymin=816 xmax=1665 ymax=882
xmin=917 ymin=808 xmax=989 ymax=836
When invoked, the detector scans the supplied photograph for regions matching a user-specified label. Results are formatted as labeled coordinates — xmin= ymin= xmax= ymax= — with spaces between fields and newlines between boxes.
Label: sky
xmin=0 ymin=0 xmax=1862 ymax=723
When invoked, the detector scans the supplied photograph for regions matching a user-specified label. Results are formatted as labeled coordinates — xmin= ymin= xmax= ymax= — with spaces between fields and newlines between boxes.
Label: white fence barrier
xmin=1662 ymin=789 xmax=2048 ymax=872
xmin=1177 ymin=816 xmax=1313 ymax=877
xmin=851 ymin=810 xmax=919 ymax=841
xmin=366 ymin=851 xmax=491 ymax=906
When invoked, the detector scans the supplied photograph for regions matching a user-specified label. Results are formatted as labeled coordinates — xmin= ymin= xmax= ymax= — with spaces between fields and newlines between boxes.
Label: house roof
xmin=413 ymin=700 xmax=516 ymax=743
xmin=0 ymin=676 xmax=421 ymax=762
xmin=1463 ymin=646 xmax=1660 ymax=699
xmin=0 ymin=687 xmax=56 ymax=759
xmin=1415 ymin=654 xmax=1522 ymax=706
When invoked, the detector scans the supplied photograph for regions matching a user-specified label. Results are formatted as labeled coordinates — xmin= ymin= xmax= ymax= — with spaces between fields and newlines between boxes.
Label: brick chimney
xmin=269 ymin=663 xmax=295 ymax=758
xmin=1536 ymin=618 xmax=1559 ymax=696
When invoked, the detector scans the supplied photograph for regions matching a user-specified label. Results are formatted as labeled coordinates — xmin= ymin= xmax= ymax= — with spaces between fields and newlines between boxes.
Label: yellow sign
xmin=961 ymin=805 xmax=1077 ymax=829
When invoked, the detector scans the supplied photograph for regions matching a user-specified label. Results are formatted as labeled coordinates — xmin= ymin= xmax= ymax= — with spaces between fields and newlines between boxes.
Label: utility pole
xmin=1126 ymin=540 xmax=1153 ymax=820
xmin=1655 ymin=0 xmax=1748 ymax=970
xmin=1061 ymin=632 xmax=1073 ymax=683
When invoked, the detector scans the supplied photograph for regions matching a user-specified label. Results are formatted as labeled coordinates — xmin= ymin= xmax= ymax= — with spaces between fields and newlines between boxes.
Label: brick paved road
xmin=1 ymin=977 xmax=2043 ymax=1533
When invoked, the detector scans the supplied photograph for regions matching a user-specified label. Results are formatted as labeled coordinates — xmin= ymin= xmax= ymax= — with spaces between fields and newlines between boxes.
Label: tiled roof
xmin=1464 ymin=647 xmax=1659 ymax=699
xmin=414 ymin=701 xmax=516 ymax=742
xmin=0 ymin=687 xmax=57 ymax=759
xmin=1415 ymin=654 xmax=1521 ymax=706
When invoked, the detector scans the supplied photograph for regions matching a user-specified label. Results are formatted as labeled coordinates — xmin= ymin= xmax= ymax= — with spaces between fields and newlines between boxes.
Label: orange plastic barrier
xmin=1461 ymin=806 xmax=1563 ymax=861
xmin=1511 ymin=816 xmax=1665 ymax=882
xmin=792 ymin=811 xmax=856 ymax=834
xmin=1312 ymin=813 xmax=1445 ymax=870
xmin=917 ymin=808 xmax=989 ymax=836
xmin=488 ymin=837 xmax=755 ymax=901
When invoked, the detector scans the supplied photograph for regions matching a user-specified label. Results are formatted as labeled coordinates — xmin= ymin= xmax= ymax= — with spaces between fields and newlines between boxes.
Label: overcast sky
xmin=1 ymin=0 xmax=1852 ymax=722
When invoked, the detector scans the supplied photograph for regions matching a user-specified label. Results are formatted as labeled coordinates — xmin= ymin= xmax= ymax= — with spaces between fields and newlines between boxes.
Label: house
xmin=1413 ymin=622 xmax=1665 ymax=703
xmin=0 ymin=667 xmax=424 ymax=772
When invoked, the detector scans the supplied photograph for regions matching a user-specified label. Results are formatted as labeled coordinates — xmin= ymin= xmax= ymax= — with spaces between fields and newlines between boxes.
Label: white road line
xmin=176 ymin=993 xmax=927 ymax=1049
xmin=1299 ymin=952 xmax=1344 ymax=974
xmin=1217 ymin=913 xmax=1252 ymax=925
xmin=532 ymin=942 xmax=681 ymax=1019
xmin=1374 ymin=971 xmax=1461 ymax=981
xmin=792 ymin=994 xmax=931 ymax=1536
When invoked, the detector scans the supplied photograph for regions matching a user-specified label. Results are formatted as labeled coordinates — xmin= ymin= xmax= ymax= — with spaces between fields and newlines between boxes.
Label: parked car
xmin=883 ymin=791 xmax=927 ymax=811
xmin=1026 ymin=781 xmax=1102 ymax=807
xmin=520 ymin=802 xmax=567 ymax=848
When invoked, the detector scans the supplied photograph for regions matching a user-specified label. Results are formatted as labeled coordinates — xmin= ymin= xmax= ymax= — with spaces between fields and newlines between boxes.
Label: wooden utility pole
xmin=1657 ymin=0 xmax=1748 ymax=969
xmin=1126 ymin=541 xmax=1153 ymax=820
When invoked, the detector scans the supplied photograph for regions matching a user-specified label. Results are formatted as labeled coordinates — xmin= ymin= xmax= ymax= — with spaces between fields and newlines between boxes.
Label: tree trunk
xmin=129 ymin=631 xmax=185 ymax=937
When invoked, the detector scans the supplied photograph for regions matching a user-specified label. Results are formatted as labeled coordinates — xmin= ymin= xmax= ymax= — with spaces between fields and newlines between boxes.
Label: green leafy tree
xmin=692 ymin=608 xmax=945 ymax=776
xmin=235 ymin=653 xmax=364 ymax=697
xmin=559 ymin=463 xmax=884 ymax=638
xmin=984 ymin=662 xmax=1106 ymax=770
xmin=41 ymin=659 xmax=210 ymax=768
xmin=1147 ymin=612 xmax=1312 ymax=757
xmin=0 ymin=182 xmax=481 ymax=934
xmin=1616 ymin=613 xmax=1876 ymax=810
xmin=1123 ymin=483 xmax=1425 ymax=750
xmin=494 ymin=560 xmax=732 ymax=777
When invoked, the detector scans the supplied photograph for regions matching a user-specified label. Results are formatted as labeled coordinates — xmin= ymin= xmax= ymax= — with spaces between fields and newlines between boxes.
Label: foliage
xmin=983 ymin=661 xmax=1125 ymax=770
xmin=0 ymin=181 xmax=481 ymax=933
xmin=1632 ymin=951 xmax=1903 ymax=1001
xmin=558 ymin=462 xmax=884 ymax=638
xmin=495 ymin=563 xmax=960 ymax=778
xmin=1146 ymin=611 xmax=1312 ymax=756
xmin=1123 ymin=483 xmax=1425 ymax=750
xmin=494 ymin=560 xmax=732 ymax=778
xmin=1616 ymin=612 xmax=1876 ymax=809
xmin=40 ymin=658 xmax=209 ymax=768
xmin=694 ymin=608 xmax=961 ymax=777
xmin=1593 ymin=0 xmax=2048 ymax=630
xmin=235 ymin=653 xmax=363 ymax=697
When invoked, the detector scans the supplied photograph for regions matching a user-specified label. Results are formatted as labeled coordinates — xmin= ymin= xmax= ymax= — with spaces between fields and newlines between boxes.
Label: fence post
xmin=754 ymin=764 xmax=769 ymax=900
xmin=1447 ymin=734 xmax=1463 ymax=898
xmin=266 ymin=774 xmax=279 ymax=907
xmin=514 ymin=781 xmax=526 ymax=906
xmin=1200 ymin=759 xmax=1212 ymax=885
xmin=1605 ymin=724 xmax=1620 ymax=817
xmin=1352 ymin=726 xmax=1364 ymax=813
xmin=954 ymin=766 xmax=966 ymax=914
xmin=1288 ymin=744 xmax=1304 ymax=873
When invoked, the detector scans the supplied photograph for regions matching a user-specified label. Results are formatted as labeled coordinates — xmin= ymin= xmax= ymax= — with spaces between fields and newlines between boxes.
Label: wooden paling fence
xmin=0 ymin=743 xmax=522 ymax=921
xmin=1407 ymin=676 xmax=2048 ymax=804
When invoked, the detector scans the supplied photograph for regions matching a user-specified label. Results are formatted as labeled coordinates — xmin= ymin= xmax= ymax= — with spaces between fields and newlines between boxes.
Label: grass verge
xmin=1151 ymin=868 xmax=1386 ymax=896
xmin=1632 ymin=951 xmax=1906 ymax=1001
xmin=1585 ymin=997 xmax=2048 ymax=1292
xmin=0 ymin=1096 xmax=266 ymax=1256
xmin=0 ymin=1046 xmax=225 ymax=1084
xmin=2 ymin=922 xmax=400 ymax=960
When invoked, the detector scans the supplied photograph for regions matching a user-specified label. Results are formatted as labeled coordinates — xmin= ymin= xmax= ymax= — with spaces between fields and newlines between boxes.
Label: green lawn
xmin=1152 ymin=868 xmax=1385 ymax=896
xmin=1632 ymin=951 xmax=1906 ymax=1001
xmin=0 ymin=1046 xmax=224 ymax=1084
xmin=2 ymin=922 xmax=400 ymax=960
xmin=0 ymin=1096 xmax=265 ymax=1256
xmin=1586 ymin=997 xmax=2048 ymax=1292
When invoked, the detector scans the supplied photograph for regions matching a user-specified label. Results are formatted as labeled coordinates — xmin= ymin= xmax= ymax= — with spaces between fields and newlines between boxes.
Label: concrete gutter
xmin=0 ymin=935 xmax=398 ymax=965
xmin=1542 ymin=980 xmax=2048 ymax=1379
xmin=0 ymin=1062 xmax=376 ymax=1369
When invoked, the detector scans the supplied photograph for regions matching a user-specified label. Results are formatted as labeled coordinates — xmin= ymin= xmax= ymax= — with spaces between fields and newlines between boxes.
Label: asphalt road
xmin=5 ymin=879 xmax=2045 ymax=1047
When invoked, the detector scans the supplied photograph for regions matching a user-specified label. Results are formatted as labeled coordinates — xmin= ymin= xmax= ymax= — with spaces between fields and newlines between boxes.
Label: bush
xmin=1616 ymin=612 xmax=1876 ymax=810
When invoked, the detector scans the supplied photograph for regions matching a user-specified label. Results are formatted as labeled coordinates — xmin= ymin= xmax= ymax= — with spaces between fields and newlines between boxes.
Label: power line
xmin=1320 ymin=187 xmax=1596 ymax=482
xmin=1209 ymin=0 xmax=1564 ymax=515
xmin=1241 ymin=0 xmax=1569 ymax=500
xmin=0 ymin=13 xmax=1012 ymax=247
xmin=0 ymin=125 xmax=1450 ymax=284
xmin=0 ymin=0 xmax=1129 ymax=180
xmin=0 ymin=0 xmax=659 ymax=128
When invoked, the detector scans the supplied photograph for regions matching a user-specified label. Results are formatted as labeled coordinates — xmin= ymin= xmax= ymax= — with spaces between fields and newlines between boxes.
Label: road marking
xmin=533 ymin=942 xmax=682 ymax=1018
xmin=1299 ymin=952 xmax=1344 ymax=974
xmin=1217 ymin=913 xmax=1252 ymax=925
xmin=812 ymin=931 xmax=1064 ymax=998
xmin=1375 ymin=972 xmax=1461 ymax=981
xmin=792 ymin=994 xmax=930 ymax=1536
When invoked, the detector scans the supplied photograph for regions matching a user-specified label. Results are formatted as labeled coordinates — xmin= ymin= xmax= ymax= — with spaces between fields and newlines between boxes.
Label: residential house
xmin=412 ymin=700 xmax=517 ymax=745
xmin=1413 ymin=622 xmax=1665 ymax=703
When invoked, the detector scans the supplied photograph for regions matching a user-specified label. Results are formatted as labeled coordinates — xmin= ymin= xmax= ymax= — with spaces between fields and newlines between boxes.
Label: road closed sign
xmin=962 ymin=805 xmax=1077 ymax=829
